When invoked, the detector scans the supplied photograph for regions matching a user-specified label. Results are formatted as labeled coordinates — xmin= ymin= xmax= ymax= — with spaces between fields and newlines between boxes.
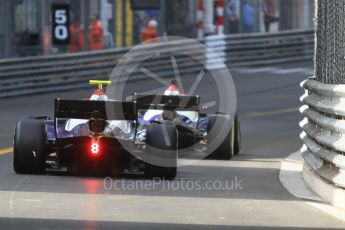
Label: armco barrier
xmin=0 ymin=30 xmax=314 ymax=98
xmin=300 ymin=79 xmax=345 ymax=188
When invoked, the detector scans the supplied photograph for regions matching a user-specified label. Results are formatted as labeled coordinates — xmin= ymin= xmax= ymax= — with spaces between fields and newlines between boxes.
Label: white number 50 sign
xmin=52 ymin=5 xmax=70 ymax=45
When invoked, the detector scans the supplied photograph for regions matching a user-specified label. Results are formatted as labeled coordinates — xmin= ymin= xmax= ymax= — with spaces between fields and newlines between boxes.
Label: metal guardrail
xmin=0 ymin=29 xmax=314 ymax=98
xmin=300 ymin=79 xmax=345 ymax=188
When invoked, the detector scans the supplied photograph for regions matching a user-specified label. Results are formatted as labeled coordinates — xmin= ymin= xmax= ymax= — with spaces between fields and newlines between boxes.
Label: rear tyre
xmin=13 ymin=119 xmax=46 ymax=174
xmin=234 ymin=115 xmax=241 ymax=155
xmin=206 ymin=114 xmax=235 ymax=160
xmin=145 ymin=121 xmax=178 ymax=180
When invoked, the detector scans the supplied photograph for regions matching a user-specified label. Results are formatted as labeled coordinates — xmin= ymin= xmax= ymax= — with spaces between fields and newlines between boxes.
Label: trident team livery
xmin=13 ymin=80 xmax=241 ymax=179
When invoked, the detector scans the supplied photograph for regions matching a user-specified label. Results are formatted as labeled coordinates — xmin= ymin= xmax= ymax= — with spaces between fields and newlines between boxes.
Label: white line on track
xmin=0 ymin=147 xmax=13 ymax=156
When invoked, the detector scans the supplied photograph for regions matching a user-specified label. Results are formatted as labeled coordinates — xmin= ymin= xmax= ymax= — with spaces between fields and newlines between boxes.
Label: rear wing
xmin=55 ymin=99 xmax=137 ymax=121
xmin=130 ymin=94 xmax=200 ymax=111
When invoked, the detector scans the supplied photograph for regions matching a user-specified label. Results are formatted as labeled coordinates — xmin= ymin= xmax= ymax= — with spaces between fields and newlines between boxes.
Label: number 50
xmin=54 ymin=10 xmax=68 ymax=40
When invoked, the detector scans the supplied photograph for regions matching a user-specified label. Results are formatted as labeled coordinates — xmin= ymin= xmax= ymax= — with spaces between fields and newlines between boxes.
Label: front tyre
xmin=13 ymin=119 xmax=46 ymax=174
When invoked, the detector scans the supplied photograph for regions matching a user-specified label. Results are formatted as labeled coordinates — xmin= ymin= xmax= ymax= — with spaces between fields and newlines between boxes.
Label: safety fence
xmin=300 ymin=79 xmax=345 ymax=188
xmin=0 ymin=29 xmax=314 ymax=98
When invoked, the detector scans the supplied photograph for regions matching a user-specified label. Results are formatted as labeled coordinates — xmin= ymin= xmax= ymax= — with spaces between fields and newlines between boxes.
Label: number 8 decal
xmin=91 ymin=143 xmax=100 ymax=155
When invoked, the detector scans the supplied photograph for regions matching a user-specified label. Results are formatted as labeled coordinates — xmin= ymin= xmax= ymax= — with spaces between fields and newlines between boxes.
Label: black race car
xmin=13 ymin=81 xmax=241 ymax=179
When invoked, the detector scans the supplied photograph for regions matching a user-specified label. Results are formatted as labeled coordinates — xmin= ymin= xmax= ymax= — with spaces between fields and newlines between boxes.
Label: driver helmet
xmin=90 ymin=89 xmax=109 ymax=101
xmin=164 ymin=80 xmax=180 ymax=96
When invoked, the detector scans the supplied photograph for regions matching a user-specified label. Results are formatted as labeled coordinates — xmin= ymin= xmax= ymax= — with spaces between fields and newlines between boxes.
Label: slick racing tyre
xmin=13 ymin=119 xmax=46 ymax=174
xmin=207 ymin=114 xmax=235 ymax=160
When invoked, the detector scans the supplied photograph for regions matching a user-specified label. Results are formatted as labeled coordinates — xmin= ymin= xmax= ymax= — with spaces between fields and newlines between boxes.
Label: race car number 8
xmin=91 ymin=143 xmax=100 ymax=155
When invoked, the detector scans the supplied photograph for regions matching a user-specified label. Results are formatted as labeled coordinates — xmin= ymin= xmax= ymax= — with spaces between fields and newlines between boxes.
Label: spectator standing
xmin=243 ymin=1 xmax=255 ymax=33
xmin=78 ymin=25 xmax=86 ymax=51
xmin=89 ymin=16 xmax=104 ymax=50
xmin=140 ymin=20 xmax=160 ymax=43
xmin=227 ymin=0 xmax=240 ymax=34
xmin=42 ymin=26 xmax=52 ymax=55
xmin=68 ymin=22 xmax=82 ymax=52
xmin=103 ymin=30 xmax=114 ymax=49
xmin=262 ymin=0 xmax=278 ymax=32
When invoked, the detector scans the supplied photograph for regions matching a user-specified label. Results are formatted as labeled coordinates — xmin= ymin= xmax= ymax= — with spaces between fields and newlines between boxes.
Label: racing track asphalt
xmin=0 ymin=61 xmax=344 ymax=229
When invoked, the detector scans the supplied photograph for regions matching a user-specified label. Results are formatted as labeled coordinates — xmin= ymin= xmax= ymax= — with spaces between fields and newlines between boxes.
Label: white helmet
xmin=90 ymin=89 xmax=109 ymax=101
xmin=148 ymin=20 xmax=158 ymax=28
xmin=164 ymin=85 xmax=180 ymax=96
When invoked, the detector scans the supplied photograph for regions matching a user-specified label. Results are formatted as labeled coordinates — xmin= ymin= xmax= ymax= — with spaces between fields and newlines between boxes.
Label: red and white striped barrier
xmin=196 ymin=0 xmax=205 ymax=39
xmin=215 ymin=0 xmax=225 ymax=35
